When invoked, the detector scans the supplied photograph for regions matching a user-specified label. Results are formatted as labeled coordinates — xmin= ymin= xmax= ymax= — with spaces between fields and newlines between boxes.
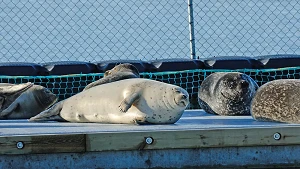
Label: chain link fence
xmin=0 ymin=0 xmax=299 ymax=63
xmin=193 ymin=0 xmax=300 ymax=58
xmin=0 ymin=0 xmax=189 ymax=63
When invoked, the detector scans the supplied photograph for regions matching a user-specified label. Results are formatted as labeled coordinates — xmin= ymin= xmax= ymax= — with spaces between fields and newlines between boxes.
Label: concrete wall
xmin=1 ymin=145 xmax=300 ymax=169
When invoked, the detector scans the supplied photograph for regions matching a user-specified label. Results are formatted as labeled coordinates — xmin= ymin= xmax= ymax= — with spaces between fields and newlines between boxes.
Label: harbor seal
xmin=29 ymin=78 xmax=189 ymax=124
xmin=83 ymin=63 xmax=139 ymax=90
xmin=251 ymin=79 xmax=300 ymax=123
xmin=0 ymin=82 xmax=34 ymax=111
xmin=198 ymin=72 xmax=259 ymax=116
xmin=0 ymin=85 xmax=58 ymax=119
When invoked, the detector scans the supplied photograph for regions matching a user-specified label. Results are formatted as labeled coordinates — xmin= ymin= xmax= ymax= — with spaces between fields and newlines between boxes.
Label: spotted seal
xmin=198 ymin=72 xmax=258 ymax=116
xmin=30 ymin=78 xmax=189 ymax=124
xmin=83 ymin=63 xmax=139 ymax=90
xmin=0 ymin=85 xmax=58 ymax=119
xmin=251 ymin=79 xmax=300 ymax=123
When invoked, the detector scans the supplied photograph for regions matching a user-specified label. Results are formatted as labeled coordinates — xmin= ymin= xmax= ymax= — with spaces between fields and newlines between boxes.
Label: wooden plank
xmin=86 ymin=126 xmax=300 ymax=152
xmin=2 ymin=126 xmax=300 ymax=155
xmin=0 ymin=134 xmax=85 ymax=155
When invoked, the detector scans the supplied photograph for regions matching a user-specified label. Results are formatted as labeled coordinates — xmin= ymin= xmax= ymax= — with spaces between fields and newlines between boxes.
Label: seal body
xmin=84 ymin=63 xmax=139 ymax=90
xmin=30 ymin=78 xmax=189 ymax=124
xmin=251 ymin=79 xmax=300 ymax=123
xmin=198 ymin=72 xmax=258 ymax=116
xmin=0 ymin=82 xmax=34 ymax=111
xmin=0 ymin=85 xmax=58 ymax=119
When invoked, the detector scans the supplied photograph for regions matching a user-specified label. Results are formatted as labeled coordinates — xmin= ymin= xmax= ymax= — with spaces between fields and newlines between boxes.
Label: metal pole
xmin=188 ymin=0 xmax=196 ymax=59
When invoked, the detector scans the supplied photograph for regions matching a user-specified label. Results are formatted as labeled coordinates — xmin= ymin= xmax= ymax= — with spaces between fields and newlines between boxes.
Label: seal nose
xmin=182 ymin=94 xmax=187 ymax=99
xmin=241 ymin=80 xmax=249 ymax=88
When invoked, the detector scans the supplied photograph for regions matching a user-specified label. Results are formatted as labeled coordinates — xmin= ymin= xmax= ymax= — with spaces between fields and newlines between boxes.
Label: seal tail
xmin=29 ymin=101 xmax=63 ymax=122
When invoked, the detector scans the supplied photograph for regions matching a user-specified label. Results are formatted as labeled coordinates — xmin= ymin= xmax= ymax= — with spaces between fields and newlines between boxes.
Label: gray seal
xmin=0 ymin=82 xmax=34 ymax=111
xmin=0 ymin=85 xmax=58 ymax=119
xmin=198 ymin=72 xmax=258 ymax=116
xmin=30 ymin=78 xmax=189 ymax=124
xmin=83 ymin=63 xmax=139 ymax=90
xmin=251 ymin=79 xmax=300 ymax=123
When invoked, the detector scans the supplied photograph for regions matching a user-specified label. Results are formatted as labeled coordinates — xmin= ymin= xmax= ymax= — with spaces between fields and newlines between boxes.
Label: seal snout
xmin=171 ymin=87 xmax=189 ymax=107
xmin=178 ymin=93 xmax=189 ymax=107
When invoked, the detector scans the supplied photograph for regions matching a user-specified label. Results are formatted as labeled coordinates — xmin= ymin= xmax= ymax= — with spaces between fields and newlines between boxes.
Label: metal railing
xmin=0 ymin=0 xmax=299 ymax=63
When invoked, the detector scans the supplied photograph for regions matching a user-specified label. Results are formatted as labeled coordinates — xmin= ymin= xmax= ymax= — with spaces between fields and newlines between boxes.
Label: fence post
xmin=188 ymin=0 xmax=196 ymax=59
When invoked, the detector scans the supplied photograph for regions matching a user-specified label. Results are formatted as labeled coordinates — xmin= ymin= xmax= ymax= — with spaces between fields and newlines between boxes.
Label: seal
xmin=83 ymin=63 xmax=139 ymax=90
xmin=0 ymin=82 xmax=34 ymax=111
xmin=198 ymin=72 xmax=258 ymax=116
xmin=251 ymin=79 xmax=300 ymax=123
xmin=0 ymin=85 xmax=58 ymax=119
xmin=29 ymin=78 xmax=189 ymax=124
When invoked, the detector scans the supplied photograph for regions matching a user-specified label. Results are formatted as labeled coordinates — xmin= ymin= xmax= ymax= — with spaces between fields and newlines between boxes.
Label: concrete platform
xmin=1 ymin=110 xmax=300 ymax=169
xmin=1 ymin=110 xmax=299 ymax=136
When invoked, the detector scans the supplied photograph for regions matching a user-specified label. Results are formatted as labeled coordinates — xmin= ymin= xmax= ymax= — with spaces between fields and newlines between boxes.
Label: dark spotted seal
xmin=83 ymin=63 xmax=139 ymax=90
xmin=30 ymin=78 xmax=189 ymax=124
xmin=0 ymin=85 xmax=58 ymax=119
xmin=198 ymin=72 xmax=258 ymax=116
xmin=251 ymin=79 xmax=300 ymax=123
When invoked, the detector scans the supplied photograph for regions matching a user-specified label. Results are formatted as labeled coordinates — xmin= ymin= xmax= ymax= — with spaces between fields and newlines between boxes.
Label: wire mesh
xmin=193 ymin=0 xmax=300 ymax=58
xmin=0 ymin=0 xmax=189 ymax=63
xmin=1 ymin=67 xmax=300 ymax=109
xmin=1 ymin=0 xmax=299 ymax=62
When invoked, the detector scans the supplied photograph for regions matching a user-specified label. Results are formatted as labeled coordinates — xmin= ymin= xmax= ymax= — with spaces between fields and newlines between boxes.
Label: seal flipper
xmin=198 ymin=97 xmax=218 ymax=115
xmin=29 ymin=101 xmax=64 ymax=122
xmin=119 ymin=92 xmax=140 ymax=113
xmin=134 ymin=119 xmax=151 ymax=125
xmin=0 ymin=101 xmax=20 ymax=117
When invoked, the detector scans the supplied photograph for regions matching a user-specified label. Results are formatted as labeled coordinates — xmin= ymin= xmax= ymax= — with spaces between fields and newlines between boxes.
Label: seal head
xmin=84 ymin=63 xmax=139 ymax=90
xmin=219 ymin=73 xmax=253 ymax=102
xmin=198 ymin=72 xmax=258 ymax=116
xmin=31 ymin=85 xmax=58 ymax=109
xmin=104 ymin=63 xmax=139 ymax=77
xmin=171 ymin=87 xmax=189 ymax=108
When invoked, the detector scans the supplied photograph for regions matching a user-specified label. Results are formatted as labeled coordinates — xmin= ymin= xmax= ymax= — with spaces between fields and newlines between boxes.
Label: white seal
xmin=30 ymin=78 xmax=189 ymax=124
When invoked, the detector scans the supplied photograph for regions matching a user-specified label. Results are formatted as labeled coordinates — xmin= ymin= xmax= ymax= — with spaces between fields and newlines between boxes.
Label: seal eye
xmin=175 ymin=89 xmax=181 ymax=93
xmin=172 ymin=88 xmax=181 ymax=93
